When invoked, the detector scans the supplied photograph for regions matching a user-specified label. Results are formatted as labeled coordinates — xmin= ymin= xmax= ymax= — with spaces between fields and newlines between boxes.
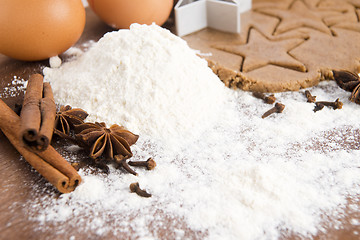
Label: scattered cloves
xmin=128 ymin=157 xmax=156 ymax=170
xmin=314 ymin=98 xmax=343 ymax=112
xmin=252 ymin=92 xmax=276 ymax=104
xmin=262 ymin=102 xmax=285 ymax=119
xmin=304 ymin=90 xmax=316 ymax=103
xmin=129 ymin=182 xmax=152 ymax=198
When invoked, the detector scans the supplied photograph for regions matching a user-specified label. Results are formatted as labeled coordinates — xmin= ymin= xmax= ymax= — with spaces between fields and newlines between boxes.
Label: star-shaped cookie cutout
xmin=213 ymin=29 xmax=306 ymax=73
xmin=256 ymin=0 xmax=338 ymax=35
xmin=174 ymin=0 xmax=243 ymax=37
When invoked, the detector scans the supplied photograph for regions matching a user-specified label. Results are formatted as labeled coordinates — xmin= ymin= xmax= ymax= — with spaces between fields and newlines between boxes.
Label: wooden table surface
xmin=0 ymin=8 xmax=359 ymax=240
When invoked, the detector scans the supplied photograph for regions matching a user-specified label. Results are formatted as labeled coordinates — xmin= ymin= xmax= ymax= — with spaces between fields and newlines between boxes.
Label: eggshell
xmin=88 ymin=0 xmax=173 ymax=29
xmin=0 ymin=0 xmax=86 ymax=61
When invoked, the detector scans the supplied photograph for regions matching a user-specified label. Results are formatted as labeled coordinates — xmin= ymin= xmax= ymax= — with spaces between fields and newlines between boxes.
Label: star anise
xmin=54 ymin=105 xmax=88 ymax=138
xmin=333 ymin=70 xmax=360 ymax=92
xmin=333 ymin=70 xmax=360 ymax=104
xmin=74 ymin=122 xmax=139 ymax=175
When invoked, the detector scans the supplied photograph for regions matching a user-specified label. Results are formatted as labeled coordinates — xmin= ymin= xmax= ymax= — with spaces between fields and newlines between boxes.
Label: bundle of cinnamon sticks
xmin=0 ymin=74 xmax=81 ymax=193
xmin=20 ymin=74 xmax=56 ymax=151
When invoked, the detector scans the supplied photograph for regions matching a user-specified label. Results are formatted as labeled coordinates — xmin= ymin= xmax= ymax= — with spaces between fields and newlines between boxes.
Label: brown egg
xmin=88 ymin=0 xmax=173 ymax=29
xmin=0 ymin=0 xmax=86 ymax=61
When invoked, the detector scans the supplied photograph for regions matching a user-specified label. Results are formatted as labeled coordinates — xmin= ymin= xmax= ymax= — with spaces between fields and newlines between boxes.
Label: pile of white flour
xmin=44 ymin=24 xmax=228 ymax=147
xmin=30 ymin=24 xmax=360 ymax=240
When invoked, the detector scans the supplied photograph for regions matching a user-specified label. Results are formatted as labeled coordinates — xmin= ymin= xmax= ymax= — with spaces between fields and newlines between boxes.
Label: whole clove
xmin=129 ymin=182 xmax=152 ymax=198
xmin=262 ymin=102 xmax=285 ymax=118
xmin=128 ymin=157 xmax=156 ymax=170
xmin=252 ymin=92 xmax=276 ymax=104
xmin=314 ymin=98 xmax=343 ymax=112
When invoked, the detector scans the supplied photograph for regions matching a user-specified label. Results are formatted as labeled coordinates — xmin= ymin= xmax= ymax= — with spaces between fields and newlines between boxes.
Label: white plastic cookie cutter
xmin=174 ymin=0 xmax=252 ymax=37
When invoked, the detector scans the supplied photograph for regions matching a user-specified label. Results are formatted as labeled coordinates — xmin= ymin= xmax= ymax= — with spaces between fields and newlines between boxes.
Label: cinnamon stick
xmin=20 ymin=74 xmax=43 ymax=147
xmin=0 ymin=99 xmax=81 ymax=193
xmin=37 ymin=82 xmax=56 ymax=150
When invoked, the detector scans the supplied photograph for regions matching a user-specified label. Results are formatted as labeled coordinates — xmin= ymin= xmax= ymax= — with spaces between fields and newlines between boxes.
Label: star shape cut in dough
xmin=256 ymin=0 xmax=336 ymax=35
xmin=213 ymin=29 xmax=306 ymax=73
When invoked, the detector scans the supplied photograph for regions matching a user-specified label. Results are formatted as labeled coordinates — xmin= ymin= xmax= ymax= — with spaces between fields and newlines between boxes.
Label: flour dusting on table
xmin=30 ymin=24 xmax=360 ymax=239
xmin=0 ymin=76 xmax=27 ymax=98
